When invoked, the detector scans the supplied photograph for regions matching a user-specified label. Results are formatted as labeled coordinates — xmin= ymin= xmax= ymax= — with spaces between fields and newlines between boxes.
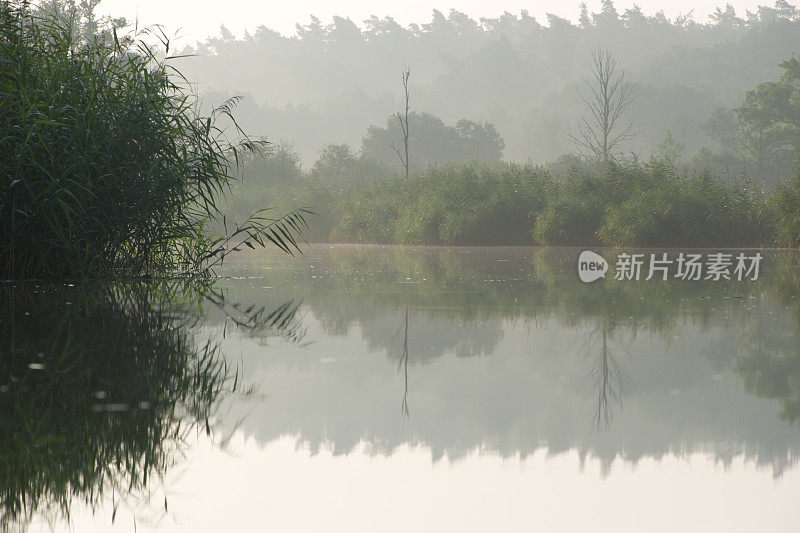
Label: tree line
xmin=183 ymin=1 xmax=800 ymax=182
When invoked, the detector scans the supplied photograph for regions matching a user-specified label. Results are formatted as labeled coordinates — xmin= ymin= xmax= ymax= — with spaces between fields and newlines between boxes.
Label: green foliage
xmin=533 ymin=161 xmax=660 ymax=245
xmin=532 ymin=167 xmax=611 ymax=245
xmin=0 ymin=4 xmax=306 ymax=278
xmin=533 ymin=194 xmax=606 ymax=246
xmin=733 ymin=55 xmax=800 ymax=177
xmin=309 ymin=143 xmax=392 ymax=184
xmin=333 ymin=162 xmax=549 ymax=245
xmin=428 ymin=164 xmax=548 ymax=245
xmin=528 ymin=160 xmax=775 ymax=248
xmin=211 ymin=47 xmax=800 ymax=250
xmin=772 ymin=171 xmax=800 ymax=246
xmin=230 ymin=151 xmax=784 ymax=247
xmin=333 ymin=179 xmax=409 ymax=243
xmin=599 ymin=176 xmax=773 ymax=247
xmin=361 ymin=112 xmax=505 ymax=170
xmin=244 ymin=141 xmax=304 ymax=185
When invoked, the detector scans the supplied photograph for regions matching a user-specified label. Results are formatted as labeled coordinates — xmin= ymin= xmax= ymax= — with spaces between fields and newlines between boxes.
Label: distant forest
xmin=181 ymin=1 xmax=800 ymax=182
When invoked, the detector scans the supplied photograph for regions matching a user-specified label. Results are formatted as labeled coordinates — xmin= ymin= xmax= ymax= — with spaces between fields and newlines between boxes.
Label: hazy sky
xmin=96 ymin=0 xmax=773 ymax=43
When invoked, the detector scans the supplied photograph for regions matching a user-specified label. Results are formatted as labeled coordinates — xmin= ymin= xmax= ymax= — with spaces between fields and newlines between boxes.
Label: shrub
xmin=433 ymin=164 xmax=550 ymax=245
xmin=332 ymin=162 xmax=550 ymax=245
xmin=229 ymin=145 xmax=782 ymax=249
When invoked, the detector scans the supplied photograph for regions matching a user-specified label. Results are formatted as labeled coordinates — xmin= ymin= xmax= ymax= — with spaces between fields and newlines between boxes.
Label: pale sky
xmin=95 ymin=0 xmax=774 ymax=43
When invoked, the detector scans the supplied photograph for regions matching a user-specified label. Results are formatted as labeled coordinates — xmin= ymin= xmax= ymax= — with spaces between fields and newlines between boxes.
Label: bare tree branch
xmin=395 ymin=65 xmax=411 ymax=179
xmin=570 ymin=49 xmax=636 ymax=163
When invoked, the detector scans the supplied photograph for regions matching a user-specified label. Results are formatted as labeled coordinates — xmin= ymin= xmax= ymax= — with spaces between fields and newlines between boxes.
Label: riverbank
xmin=226 ymin=159 xmax=796 ymax=248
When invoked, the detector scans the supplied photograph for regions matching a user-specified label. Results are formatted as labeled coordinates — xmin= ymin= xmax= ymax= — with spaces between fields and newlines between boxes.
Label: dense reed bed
xmin=228 ymin=156 xmax=793 ymax=247
xmin=0 ymin=2 xmax=306 ymax=278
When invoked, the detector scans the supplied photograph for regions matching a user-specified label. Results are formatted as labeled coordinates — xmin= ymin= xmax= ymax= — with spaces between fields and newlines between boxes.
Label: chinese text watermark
xmin=579 ymin=251 xmax=762 ymax=283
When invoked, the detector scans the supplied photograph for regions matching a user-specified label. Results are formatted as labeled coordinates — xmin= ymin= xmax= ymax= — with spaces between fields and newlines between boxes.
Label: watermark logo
xmin=578 ymin=251 xmax=762 ymax=283
xmin=578 ymin=250 xmax=609 ymax=283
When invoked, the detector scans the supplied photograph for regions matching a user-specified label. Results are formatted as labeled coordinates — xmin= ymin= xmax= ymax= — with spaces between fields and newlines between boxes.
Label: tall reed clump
xmin=397 ymin=163 xmax=551 ymax=245
xmin=772 ymin=170 xmax=800 ymax=247
xmin=0 ymin=3 xmax=307 ymax=278
xmin=534 ymin=160 xmax=776 ymax=247
xmin=598 ymin=174 xmax=774 ymax=247
xmin=332 ymin=162 xmax=551 ymax=245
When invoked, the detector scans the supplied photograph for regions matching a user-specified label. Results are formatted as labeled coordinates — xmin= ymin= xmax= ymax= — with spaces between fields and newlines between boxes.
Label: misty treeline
xmin=185 ymin=1 xmax=800 ymax=181
xmin=225 ymin=41 xmax=800 ymax=248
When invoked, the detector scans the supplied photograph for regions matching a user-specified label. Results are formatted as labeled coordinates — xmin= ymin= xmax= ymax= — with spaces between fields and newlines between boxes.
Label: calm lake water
xmin=4 ymin=245 xmax=800 ymax=532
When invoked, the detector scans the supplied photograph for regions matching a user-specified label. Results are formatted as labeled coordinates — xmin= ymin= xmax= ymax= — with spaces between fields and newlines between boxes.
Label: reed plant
xmin=0 ymin=2 xmax=307 ymax=278
xmin=323 ymin=158 xmax=776 ymax=247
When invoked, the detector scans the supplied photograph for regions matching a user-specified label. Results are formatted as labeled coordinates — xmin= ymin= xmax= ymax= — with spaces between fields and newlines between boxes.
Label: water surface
xmin=4 ymin=246 xmax=800 ymax=532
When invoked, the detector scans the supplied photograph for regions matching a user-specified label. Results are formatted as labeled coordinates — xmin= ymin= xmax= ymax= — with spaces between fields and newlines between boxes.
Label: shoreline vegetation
xmin=227 ymin=157 xmax=799 ymax=249
xmin=0 ymin=2 xmax=307 ymax=279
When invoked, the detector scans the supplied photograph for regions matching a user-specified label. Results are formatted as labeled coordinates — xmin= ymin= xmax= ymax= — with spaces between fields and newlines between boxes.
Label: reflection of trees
xmin=584 ymin=322 xmax=625 ymax=430
xmin=0 ymin=281 xmax=304 ymax=528
xmin=270 ymin=245 xmax=774 ymax=340
xmin=236 ymin=246 xmax=800 ymax=434
xmin=735 ymin=293 xmax=800 ymax=425
xmin=210 ymin=247 xmax=800 ymax=476
xmin=246 ymin=248 xmax=800 ymax=427
xmin=398 ymin=308 xmax=410 ymax=418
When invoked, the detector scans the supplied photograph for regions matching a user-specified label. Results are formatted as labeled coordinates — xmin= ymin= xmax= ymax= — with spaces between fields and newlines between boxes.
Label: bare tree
xmin=570 ymin=49 xmax=635 ymax=163
xmin=391 ymin=66 xmax=411 ymax=179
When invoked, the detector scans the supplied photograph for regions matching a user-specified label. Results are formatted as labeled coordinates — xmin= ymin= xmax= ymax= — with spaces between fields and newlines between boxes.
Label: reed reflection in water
xmin=0 ymin=281 xmax=303 ymax=529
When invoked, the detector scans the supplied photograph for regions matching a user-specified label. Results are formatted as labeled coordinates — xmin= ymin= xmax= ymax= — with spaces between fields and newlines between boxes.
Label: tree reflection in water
xmin=583 ymin=322 xmax=625 ymax=431
xmin=398 ymin=307 xmax=410 ymax=418
xmin=218 ymin=246 xmax=800 ymax=475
